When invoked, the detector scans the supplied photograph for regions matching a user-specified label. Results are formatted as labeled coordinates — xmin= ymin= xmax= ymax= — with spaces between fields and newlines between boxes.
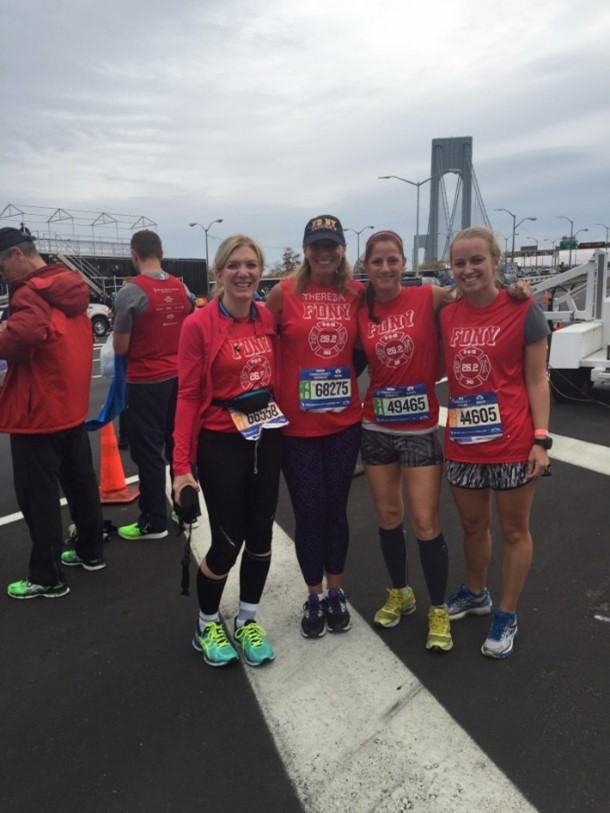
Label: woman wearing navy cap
xmin=266 ymin=215 xmax=364 ymax=638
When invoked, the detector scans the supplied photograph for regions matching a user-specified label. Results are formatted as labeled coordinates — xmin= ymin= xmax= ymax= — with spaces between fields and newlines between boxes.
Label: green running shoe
xmin=374 ymin=587 xmax=416 ymax=628
xmin=7 ymin=579 xmax=70 ymax=600
xmin=171 ymin=510 xmax=199 ymax=529
xmin=426 ymin=606 xmax=453 ymax=652
xmin=234 ymin=619 xmax=275 ymax=666
xmin=61 ymin=550 xmax=106 ymax=571
xmin=192 ymin=620 xmax=239 ymax=667
xmin=118 ymin=522 xmax=168 ymax=541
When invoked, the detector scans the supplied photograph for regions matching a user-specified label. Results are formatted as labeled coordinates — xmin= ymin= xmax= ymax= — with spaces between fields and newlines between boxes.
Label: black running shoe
xmin=326 ymin=588 xmax=352 ymax=633
xmin=301 ymin=594 xmax=327 ymax=639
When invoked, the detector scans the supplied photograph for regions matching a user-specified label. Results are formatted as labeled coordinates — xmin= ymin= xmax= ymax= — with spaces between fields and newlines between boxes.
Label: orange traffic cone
xmin=99 ymin=421 xmax=140 ymax=504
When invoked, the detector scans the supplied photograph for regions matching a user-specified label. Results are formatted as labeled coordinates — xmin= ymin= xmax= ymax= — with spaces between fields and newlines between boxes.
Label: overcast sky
xmin=1 ymin=0 xmax=608 ymax=268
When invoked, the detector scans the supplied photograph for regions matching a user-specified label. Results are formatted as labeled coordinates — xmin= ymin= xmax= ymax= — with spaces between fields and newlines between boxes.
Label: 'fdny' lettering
xmin=367 ymin=311 xmax=414 ymax=339
xmin=311 ymin=217 xmax=337 ymax=230
xmin=303 ymin=303 xmax=351 ymax=320
xmin=449 ymin=325 xmax=501 ymax=347
xmin=232 ymin=336 xmax=272 ymax=359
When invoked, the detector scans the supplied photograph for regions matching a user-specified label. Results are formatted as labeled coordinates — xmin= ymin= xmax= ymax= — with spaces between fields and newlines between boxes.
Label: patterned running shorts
xmin=361 ymin=427 xmax=443 ymax=468
xmin=445 ymin=460 xmax=530 ymax=490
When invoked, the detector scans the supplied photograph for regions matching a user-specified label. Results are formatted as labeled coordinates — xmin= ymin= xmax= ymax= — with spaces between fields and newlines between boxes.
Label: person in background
xmin=266 ymin=215 xmax=364 ymax=638
xmin=441 ymin=227 xmax=550 ymax=659
xmin=0 ymin=227 xmax=105 ymax=598
xmin=357 ymin=230 xmax=454 ymax=651
xmin=112 ymin=230 xmax=193 ymax=540
xmin=173 ymin=236 xmax=284 ymax=668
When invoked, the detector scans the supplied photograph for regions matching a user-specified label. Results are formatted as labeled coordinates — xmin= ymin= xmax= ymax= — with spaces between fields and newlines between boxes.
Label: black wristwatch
xmin=533 ymin=436 xmax=553 ymax=450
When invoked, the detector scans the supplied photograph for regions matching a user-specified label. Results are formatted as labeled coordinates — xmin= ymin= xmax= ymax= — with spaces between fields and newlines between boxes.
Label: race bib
xmin=299 ymin=367 xmax=352 ymax=412
xmin=229 ymin=400 xmax=288 ymax=441
xmin=447 ymin=393 xmax=502 ymax=444
xmin=372 ymin=384 xmax=430 ymax=424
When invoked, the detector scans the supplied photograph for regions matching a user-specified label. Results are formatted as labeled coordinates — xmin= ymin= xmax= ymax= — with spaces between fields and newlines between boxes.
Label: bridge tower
xmin=424 ymin=136 xmax=489 ymax=264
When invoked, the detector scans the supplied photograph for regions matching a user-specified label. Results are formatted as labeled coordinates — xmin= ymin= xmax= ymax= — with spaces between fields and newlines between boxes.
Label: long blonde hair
xmin=212 ymin=235 xmax=265 ymax=299
xmin=448 ymin=227 xmax=503 ymax=296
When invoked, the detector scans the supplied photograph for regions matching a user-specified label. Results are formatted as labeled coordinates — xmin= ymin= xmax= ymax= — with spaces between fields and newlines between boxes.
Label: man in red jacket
xmin=0 ymin=227 xmax=105 ymax=599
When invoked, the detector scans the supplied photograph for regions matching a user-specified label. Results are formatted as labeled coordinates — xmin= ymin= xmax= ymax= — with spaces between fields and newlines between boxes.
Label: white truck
xmin=87 ymin=302 xmax=113 ymax=338
xmin=533 ymin=250 xmax=609 ymax=401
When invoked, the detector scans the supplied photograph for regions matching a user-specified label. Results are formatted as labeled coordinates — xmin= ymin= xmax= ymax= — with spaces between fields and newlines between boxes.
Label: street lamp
xmin=379 ymin=170 xmax=461 ymax=272
xmin=189 ymin=219 xmax=224 ymax=295
xmin=554 ymin=215 xmax=583 ymax=268
xmin=345 ymin=225 xmax=374 ymax=265
xmin=526 ymin=237 xmax=539 ymax=271
xmin=595 ymin=222 xmax=609 ymax=246
xmin=544 ymin=238 xmax=560 ymax=271
xmin=379 ymin=174 xmax=433 ymax=272
xmin=572 ymin=228 xmax=589 ymax=266
xmin=494 ymin=208 xmax=536 ymax=261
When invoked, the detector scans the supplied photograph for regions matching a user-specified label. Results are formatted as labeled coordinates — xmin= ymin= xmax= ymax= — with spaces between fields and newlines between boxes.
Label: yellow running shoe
xmin=374 ymin=587 xmax=416 ymax=628
xmin=426 ymin=606 xmax=453 ymax=652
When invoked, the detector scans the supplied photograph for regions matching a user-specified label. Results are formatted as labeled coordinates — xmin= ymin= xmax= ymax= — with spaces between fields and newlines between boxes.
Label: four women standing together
xmin=173 ymin=218 xmax=549 ymax=668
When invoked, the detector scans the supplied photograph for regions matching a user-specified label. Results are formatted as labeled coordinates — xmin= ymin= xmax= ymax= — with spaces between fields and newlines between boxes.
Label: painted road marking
xmin=0 ymin=475 xmax=139 ymax=528
xmin=188 ymin=506 xmax=536 ymax=813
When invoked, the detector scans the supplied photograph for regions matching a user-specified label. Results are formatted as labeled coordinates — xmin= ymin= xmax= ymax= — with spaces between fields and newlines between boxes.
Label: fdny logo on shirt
xmin=375 ymin=333 xmax=414 ymax=368
xmin=240 ymin=356 xmax=272 ymax=390
xmin=308 ymin=321 xmax=348 ymax=358
xmin=453 ymin=348 xmax=492 ymax=388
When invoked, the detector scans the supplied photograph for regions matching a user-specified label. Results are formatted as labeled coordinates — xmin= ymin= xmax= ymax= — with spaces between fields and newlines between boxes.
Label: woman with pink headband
xmin=357 ymin=229 xmax=455 ymax=651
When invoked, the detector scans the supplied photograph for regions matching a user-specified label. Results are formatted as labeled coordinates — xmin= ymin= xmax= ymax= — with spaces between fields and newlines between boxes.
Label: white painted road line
xmin=188 ymin=507 xmax=537 ymax=813
xmin=0 ymin=475 xmax=139 ymax=527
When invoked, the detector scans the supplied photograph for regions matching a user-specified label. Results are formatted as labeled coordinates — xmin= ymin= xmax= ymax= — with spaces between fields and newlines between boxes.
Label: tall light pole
xmin=494 ymin=208 xmax=537 ymax=261
xmin=379 ymin=174 xmax=437 ymax=273
xmin=379 ymin=171 xmax=460 ymax=273
xmin=595 ymin=222 xmax=609 ymax=246
xmin=526 ymin=236 xmax=539 ymax=271
xmin=573 ymin=227 xmax=589 ymax=266
xmin=554 ymin=215 xmax=578 ymax=268
xmin=345 ymin=225 xmax=374 ymax=265
xmin=544 ymin=237 xmax=560 ymax=271
xmin=189 ymin=219 xmax=223 ymax=295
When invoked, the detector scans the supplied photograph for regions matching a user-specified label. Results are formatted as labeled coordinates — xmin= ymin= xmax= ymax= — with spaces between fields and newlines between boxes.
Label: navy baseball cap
xmin=303 ymin=215 xmax=345 ymax=246
xmin=0 ymin=227 xmax=35 ymax=252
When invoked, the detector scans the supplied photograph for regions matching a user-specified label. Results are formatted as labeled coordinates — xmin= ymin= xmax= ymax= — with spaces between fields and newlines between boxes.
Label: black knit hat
xmin=0 ymin=227 xmax=35 ymax=252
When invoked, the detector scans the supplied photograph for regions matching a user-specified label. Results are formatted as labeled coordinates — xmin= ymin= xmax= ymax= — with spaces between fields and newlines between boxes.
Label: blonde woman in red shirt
xmin=441 ymin=227 xmax=550 ymax=659
xmin=173 ymin=236 xmax=285 ymax=669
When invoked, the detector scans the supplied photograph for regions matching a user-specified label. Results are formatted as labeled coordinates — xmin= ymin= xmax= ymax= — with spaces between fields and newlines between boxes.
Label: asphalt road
xmin=0 ymin=353 xmax=608 ymax=812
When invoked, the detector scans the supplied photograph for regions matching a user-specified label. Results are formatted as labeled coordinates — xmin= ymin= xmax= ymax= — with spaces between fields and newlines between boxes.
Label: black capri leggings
xmin=197 ymin=428 xmax=283 ymax=572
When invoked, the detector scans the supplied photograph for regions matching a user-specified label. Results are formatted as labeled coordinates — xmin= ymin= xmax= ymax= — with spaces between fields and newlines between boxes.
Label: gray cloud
xmin=1 ymin=0 xmax=608 ymax=265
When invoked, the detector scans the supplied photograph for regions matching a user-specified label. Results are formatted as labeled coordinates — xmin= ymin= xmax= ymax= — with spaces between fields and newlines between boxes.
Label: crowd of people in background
xmin=0 ymin=218 xmax=550 ymax=665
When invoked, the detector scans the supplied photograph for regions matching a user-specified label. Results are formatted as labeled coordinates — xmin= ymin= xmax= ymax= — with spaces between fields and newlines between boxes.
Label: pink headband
xmin=366 ymin=230 xmax=404 ymax=248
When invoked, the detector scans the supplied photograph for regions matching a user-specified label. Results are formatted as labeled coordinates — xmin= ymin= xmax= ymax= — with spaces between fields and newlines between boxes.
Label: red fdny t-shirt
xmin=278 ymin=278 xmax=364 ymax=437
xmin=127 ymin=275 xmax=191 ymax=383
xmin=202 ymin=317 xmax=277 ymax=433
xmin=358 ymin=286 xmax=441 ymax=433
xmin=441 ymin=290 xmax=541 ymax=463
